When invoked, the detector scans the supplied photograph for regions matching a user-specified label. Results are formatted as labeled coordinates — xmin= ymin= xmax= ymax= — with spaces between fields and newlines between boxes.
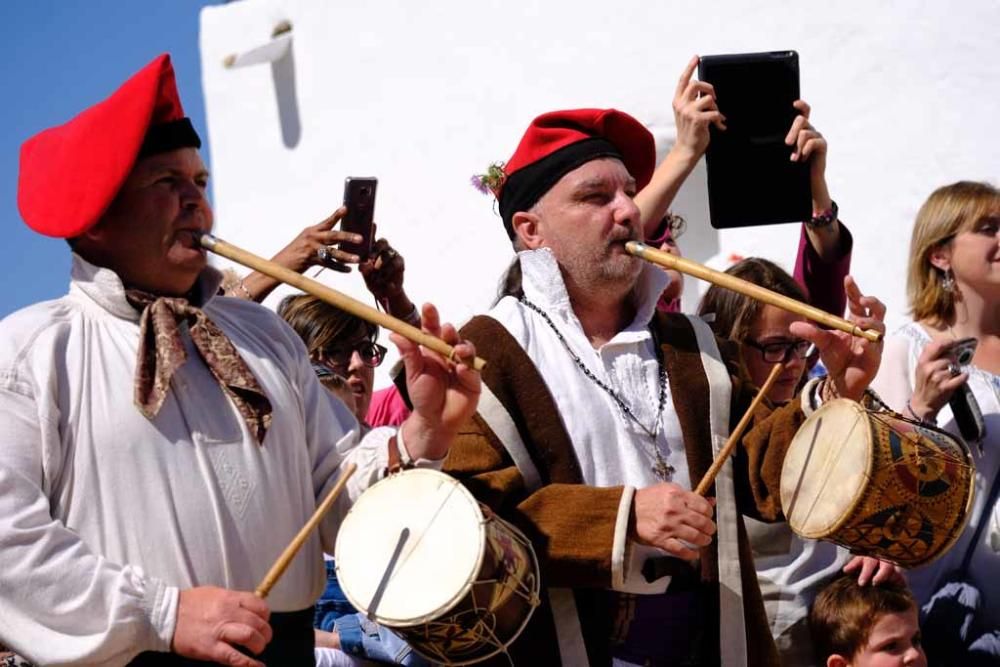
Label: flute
xmin=199 ymin=233 xmax=487 ymax=371
xmin=626 ymin=241 xmax=882 ymax=343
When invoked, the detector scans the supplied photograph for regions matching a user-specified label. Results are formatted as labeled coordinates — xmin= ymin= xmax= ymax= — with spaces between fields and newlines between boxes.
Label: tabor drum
xmin=334 ymin=469 xmax=540 ymax=665
xmin=780 ymin=398 xmax=975 ymax=567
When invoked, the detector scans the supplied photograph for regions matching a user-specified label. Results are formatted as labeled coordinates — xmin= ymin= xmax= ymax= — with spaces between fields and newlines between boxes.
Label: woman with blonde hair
xmin=871 ymin=181 xmax=1000 ymax=663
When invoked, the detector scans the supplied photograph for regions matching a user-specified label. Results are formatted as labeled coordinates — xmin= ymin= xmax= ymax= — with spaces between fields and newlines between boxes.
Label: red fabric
xmin=365 ymin=386 xmax=411 ymax=428
xmin=18 ymin=54 xmax=186 ymax=238
xmin=501 ymin=108 xmax=656 ymax=193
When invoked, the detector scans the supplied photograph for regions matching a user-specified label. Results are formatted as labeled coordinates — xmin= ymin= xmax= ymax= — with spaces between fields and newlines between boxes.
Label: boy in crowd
xmin=809 ymin=576 xmax=926 ymax=667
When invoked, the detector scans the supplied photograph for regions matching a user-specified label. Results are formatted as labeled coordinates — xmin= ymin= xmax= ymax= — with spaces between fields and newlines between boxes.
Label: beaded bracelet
xmin=807 ymin=200 xmax=839 ymax=229
xmin=905 ymin=399 xmax=937 ymax=425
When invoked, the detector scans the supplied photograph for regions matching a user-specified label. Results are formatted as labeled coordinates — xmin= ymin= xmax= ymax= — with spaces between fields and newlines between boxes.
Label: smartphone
xmin=946 ymin=337 xmax=978 ymax=367
xmin=697 ymin=50 xmax=811 ymax=229
xmin=943 ymin=337 xmax=985 ymax=442
xmin=340 ymin=177 xmax=377 ymax=261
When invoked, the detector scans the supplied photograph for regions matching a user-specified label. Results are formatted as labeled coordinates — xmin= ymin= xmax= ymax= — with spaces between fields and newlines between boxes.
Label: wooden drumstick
xmin=695 ymin=363 xmax=784 ymax=496
xmin=200 ymin=234 xmax=487 ymax=371
xmin=626 ymin=241 xmax=882 ymax=343
xmin=255 ymin=462 xmax=357 ymax=599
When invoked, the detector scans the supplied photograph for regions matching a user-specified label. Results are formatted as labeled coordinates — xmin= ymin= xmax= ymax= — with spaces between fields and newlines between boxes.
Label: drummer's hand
xmin=270 ymin=206 xmax=364 ymax=274
xmin=670 ymin=55 xmax=726 ymax=165
xmin=790 ymin=276 xmax=886 ymax=402
xmin=632 ymin=483 xmax=717 ymax=560
xmin=172 ymin=586 xmax=272 ymax=666
xmin=843 ymin=555 xmax=906 ymax=587
xmin=911 ymin=340 xmax=969 ymax=421
xmin=395 ymin=303 xmax=481 ymax=461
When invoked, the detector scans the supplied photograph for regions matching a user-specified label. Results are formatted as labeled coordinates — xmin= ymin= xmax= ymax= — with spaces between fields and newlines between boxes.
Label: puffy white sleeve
xmin=870 ymin=333 xmax=916 ymax=414
xmin=0 ymin=374 xmax=176 ymax=666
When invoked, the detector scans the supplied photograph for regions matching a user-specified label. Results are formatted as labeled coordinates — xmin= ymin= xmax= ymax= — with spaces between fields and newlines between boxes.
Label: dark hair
xmin=493 ymin=257 xmax=524 ymax=306
xmin=696 ymin=257 xmax=808 ymax=343
xmin=277 ymin=294 xmax=378 ymax=360
xmin=809 ymin=575 xmax=917 ymax=660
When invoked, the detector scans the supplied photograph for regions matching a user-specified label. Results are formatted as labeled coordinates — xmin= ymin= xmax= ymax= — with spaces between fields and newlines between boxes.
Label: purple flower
xmin=470 ymin=174 xmax=490 ymax=194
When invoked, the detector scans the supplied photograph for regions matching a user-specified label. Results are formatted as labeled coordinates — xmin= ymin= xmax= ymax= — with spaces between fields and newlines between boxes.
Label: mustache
xmin=607 ymin=227 xmax=641 ymax=245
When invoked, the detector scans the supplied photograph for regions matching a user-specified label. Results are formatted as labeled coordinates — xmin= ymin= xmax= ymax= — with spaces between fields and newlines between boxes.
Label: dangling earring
xmin=941 ymin=269 xmax=956 ymax=293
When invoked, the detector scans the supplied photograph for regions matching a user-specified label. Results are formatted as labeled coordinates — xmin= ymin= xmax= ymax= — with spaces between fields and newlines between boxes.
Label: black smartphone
xmin=698 ymin=50 xmax=811 ymax=229
xmin=340 ymin=177 xmax=377 ymax=261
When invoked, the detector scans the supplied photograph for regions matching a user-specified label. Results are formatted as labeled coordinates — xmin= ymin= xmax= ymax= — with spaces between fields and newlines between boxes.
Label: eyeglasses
xmin=316 ymin=341 xmax=387 ymax=370
xmin=743 ymin=338 xmax=812 ymax=364
xmin=646 ymin=212 xmax=687 ymax=245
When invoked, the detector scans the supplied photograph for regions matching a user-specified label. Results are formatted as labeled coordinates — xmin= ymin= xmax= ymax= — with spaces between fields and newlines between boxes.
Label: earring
xmin=941 ymin=269 xmax=955 ymax=293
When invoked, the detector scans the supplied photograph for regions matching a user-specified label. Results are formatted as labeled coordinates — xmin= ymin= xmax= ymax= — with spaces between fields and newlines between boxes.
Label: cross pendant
xmin=652 ymin=456 xmax=675 ymax=481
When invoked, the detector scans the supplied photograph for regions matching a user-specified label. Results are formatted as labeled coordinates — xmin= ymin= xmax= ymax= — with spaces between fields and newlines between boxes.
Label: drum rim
xmin=334 ymin=468 xmax=488 ymax=626
xmin=781 ymin=398 xmax=874 ymax=539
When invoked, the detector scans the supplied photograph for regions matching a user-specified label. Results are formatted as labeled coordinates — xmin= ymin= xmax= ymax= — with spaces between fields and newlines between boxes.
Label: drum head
xmin=335 ymin=469 xmax=485 ymax=626
xmin=781 ymin=399 xmax=871 ymax=538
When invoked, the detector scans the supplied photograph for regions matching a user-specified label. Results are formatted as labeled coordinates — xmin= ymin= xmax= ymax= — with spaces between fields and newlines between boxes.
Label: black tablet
xmin=698 ymin=50 xmax=811 ymax=229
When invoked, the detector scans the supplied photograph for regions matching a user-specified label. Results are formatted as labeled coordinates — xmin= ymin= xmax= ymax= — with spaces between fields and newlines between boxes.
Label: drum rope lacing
xmin=521 ymin=298 xmax=674 ymax=481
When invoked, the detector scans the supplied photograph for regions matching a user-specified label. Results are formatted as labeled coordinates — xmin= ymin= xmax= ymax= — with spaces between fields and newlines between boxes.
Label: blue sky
xmin=0 ymin=1 xmax=218 ymax=318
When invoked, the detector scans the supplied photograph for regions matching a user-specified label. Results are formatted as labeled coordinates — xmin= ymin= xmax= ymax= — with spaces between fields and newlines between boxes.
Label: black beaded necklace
xmin=521 ymin=298 xmax=675 ymax=480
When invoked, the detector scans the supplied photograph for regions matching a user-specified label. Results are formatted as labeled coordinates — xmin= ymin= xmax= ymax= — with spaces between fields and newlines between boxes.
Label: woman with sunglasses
xmin=277 ymin=293 xmax=399 ymax=427
xmin=870 ymin=182 xmax=1000 ymax=663
xmin=696 ymin=258 xmax=899 ymax=665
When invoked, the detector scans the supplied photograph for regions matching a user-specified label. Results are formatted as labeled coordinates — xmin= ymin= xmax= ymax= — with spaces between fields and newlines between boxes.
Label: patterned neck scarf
xmin=126 ymin=289 xmax=272 ymax=445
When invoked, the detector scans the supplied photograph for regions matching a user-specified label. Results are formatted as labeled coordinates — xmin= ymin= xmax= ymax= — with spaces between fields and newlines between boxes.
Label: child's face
xmin=847 ymin=608 xmax=926 ymax=667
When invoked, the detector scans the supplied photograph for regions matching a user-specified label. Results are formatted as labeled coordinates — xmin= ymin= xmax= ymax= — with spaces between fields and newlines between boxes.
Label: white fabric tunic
xmin=0 ymin=255 xmax=395 ymax=666
xmin=491 ymin=248 xmax=685 ymax=491
xmin=871 ymin=321 xmax=1000 ymax=629
xmin=489 ymin=248 xmax=687 ymax=593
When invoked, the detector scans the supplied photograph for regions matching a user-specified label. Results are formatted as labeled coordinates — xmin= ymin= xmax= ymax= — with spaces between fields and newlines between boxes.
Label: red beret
xmin=496 ymin=108 xmax=655 ymax=238
xmin=18 ymin=54 xmax=200 ymax=238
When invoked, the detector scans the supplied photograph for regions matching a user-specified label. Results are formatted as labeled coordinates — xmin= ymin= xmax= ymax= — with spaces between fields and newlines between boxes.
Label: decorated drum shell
xmin=780 ymin=398 xmax=975 ymax=567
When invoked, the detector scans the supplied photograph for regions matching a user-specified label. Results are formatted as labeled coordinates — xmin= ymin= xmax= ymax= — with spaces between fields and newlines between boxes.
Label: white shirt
xmin=0 ymin=255 xmax=395 ymax=666
xmin=490 ymin=248 xmax=684 ymax=491
xmin=871 ymin=321 xmax=1000 ymax=629
xmin=489 ymin=248 xmax=685 ymax=592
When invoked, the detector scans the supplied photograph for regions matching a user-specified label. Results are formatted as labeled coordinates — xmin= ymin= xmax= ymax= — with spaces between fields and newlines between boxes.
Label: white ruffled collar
xmin=518 ymin=247 xmax=669 ymax=342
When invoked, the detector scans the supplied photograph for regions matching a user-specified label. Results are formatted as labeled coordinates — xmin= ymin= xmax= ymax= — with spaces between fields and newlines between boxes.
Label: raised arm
xmin=788 ymin=100 xmax=854 ymax=315
xmin=635 ymin=55 xmax=726 ymax=234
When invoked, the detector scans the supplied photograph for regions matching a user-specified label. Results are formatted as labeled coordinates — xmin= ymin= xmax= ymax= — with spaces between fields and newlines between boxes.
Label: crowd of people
xmin=0 ymin=50 xmax=997 ymax=667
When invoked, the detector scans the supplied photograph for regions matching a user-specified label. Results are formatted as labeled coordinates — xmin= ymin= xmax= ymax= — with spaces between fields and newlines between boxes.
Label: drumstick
xmin=626 ymin=242 xmax=882 ymax=343
xmin=200 ymin=234 xmax=487 ymax=371
xmin=695 ymin=363 xmax=784 ymax=496
xmin=255 ymin=462 xmax=357 ymax=599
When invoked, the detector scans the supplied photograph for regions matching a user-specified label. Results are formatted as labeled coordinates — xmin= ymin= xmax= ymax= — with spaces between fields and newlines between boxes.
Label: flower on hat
xmin=470 ymin=162 xmax=506 ymax=196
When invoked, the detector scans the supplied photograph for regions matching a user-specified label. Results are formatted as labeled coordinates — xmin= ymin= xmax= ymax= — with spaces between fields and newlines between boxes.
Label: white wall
xmin=199 ymin=0 xmax=999 ymax=383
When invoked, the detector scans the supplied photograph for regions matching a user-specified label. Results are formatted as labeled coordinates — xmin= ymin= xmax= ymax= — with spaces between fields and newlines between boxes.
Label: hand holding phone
xmin=339 ymin=177 xmax=377 ymax=262
xmin=942 ymin=337 xmax=985 ymax=443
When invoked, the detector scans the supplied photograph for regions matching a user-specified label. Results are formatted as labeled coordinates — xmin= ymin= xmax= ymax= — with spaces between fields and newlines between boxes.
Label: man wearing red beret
xmin=0 ymin=55 xmax=480 ymax=666
xmin=445 ymin=108 xmax=887 ymax=665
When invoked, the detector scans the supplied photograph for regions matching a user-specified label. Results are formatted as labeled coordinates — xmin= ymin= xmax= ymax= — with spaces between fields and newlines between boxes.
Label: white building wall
xmin=199 ymin=0 xmax=999 ymax=381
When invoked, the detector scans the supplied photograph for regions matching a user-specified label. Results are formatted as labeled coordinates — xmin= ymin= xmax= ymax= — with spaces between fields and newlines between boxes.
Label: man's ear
xmin=512 ymin=210 xmax=544 ymax=250
xmin=928 ymin=242 xmax=952 ymax=272
xmin=827 ymin=653 xmax=849 ymax=667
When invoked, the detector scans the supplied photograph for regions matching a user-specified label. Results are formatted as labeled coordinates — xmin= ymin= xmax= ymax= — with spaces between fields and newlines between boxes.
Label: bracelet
xmin=905 ymin=399 xmax=937 ymax=425
xmin=400 ymin=303 xmax=421 ymax=327
xmin=384 ymin=429 xmax=415 ymax=477
xmin=806 ymin=200 xmax=839 ymax=229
